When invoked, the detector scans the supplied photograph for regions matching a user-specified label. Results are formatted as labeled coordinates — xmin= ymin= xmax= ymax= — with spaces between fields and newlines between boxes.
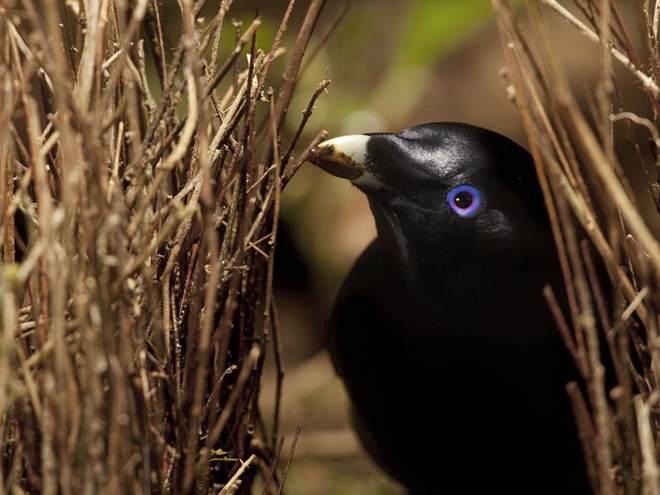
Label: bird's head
xmin=308 ymin=122 xmax=558 ymax=294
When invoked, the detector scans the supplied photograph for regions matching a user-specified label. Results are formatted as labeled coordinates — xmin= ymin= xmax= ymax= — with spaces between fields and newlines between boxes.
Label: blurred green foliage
xmin=309 ymin=0 xmax=498 ymax=132
xmin=401 ymin=0 xmax=494 ymax=67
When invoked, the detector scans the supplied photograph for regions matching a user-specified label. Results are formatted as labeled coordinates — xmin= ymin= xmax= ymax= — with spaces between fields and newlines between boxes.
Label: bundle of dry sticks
xmin=0 ymin=0 xmax=329 ymax=493
xmin=493 ymin=1 xmax=660 ymax=494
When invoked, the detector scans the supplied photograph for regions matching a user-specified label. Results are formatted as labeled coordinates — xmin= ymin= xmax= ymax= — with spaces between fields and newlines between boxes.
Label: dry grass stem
xmin=0 ymin=0 xmax=329 ymax=493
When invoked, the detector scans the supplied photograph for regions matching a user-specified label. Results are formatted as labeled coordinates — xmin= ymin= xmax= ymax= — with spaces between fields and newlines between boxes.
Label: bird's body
xmin=308 ymin=123 xmax=590 ymax=494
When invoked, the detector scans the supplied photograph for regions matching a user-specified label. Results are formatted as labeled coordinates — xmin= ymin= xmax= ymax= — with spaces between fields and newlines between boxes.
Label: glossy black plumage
xmin=308 ymin=123 xmax=590 ymax=494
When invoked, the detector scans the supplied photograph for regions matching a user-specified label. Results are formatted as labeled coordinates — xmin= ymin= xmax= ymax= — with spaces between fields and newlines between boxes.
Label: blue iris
xmin=447 ymin=185 xmax=483 ymax=218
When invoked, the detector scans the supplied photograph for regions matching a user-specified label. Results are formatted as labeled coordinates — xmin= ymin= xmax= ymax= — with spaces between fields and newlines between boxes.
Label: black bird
xmin=307 ymin=123 xmax=590 ymax=494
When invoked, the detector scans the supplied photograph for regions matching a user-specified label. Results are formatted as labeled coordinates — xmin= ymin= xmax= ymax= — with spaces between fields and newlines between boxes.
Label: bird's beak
xmin=307 ymin=135 xmax=370 ymax=181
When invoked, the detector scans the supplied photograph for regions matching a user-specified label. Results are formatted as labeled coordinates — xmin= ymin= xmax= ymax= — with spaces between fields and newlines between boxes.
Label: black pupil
xmin=454 ymin=191 xmax=473 ymax=209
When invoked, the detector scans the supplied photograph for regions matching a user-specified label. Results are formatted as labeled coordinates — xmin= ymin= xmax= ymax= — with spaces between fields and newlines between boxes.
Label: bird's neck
xmin=367 ymin=198 xmax=415 ymax=281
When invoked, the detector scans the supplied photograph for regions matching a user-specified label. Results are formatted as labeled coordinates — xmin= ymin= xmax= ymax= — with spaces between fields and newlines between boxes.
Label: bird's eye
xmin=447 ymin=185 xmax=483 ymax=218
